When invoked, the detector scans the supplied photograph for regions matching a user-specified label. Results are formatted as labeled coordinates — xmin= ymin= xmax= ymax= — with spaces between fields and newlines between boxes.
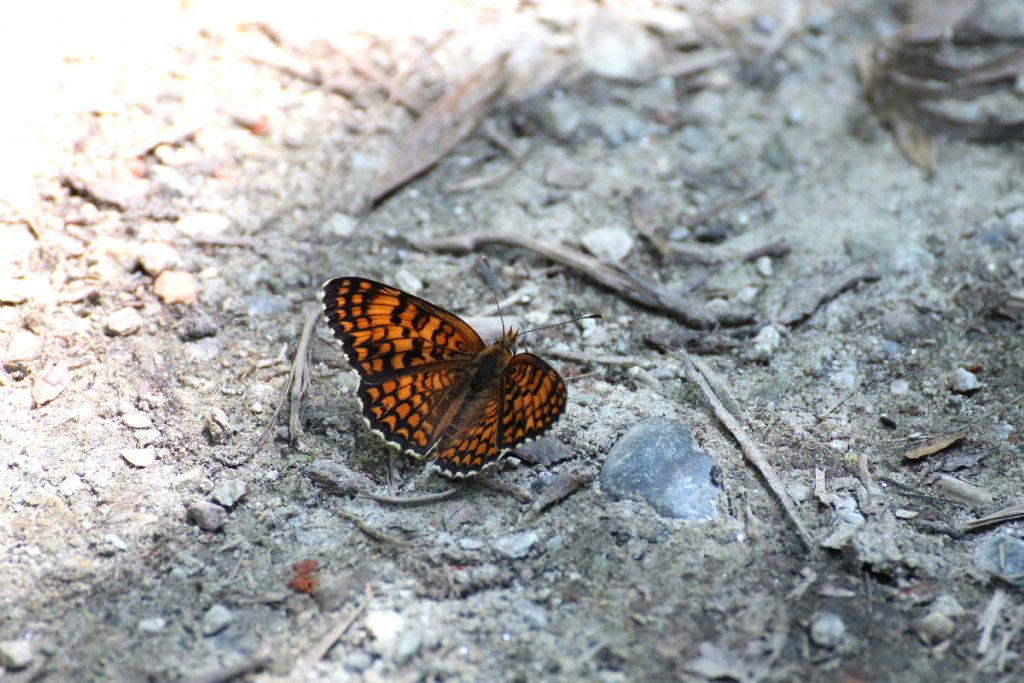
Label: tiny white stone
xmin=176 ymin=212 xmax=230 ymax=237
xmin=202 ymin=604 xmax=234 ymax=636
xmin=137 ymin=617 xmax=167 ymax=633
xmin=105 ymin=307 xmax=144 ymax=336
xmin=394 ymin=269 xmax=423 ymax=294
xmin=122 ymin=412 xmax=153 ymax=429
xmin=121 ymin=447 xmax=156 ymax=467
xmin=580 ymin=226 xmax=634 ymax=263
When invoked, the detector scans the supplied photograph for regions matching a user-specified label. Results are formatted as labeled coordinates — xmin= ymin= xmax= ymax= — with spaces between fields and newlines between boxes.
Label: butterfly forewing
xmin=498 ymin=353 xmax=567 ymax=450
xmin=322 ymin=277 xmax=485 ymax=382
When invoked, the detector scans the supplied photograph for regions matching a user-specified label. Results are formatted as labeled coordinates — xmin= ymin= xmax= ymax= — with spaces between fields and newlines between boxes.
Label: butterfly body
xmin=322 ymin=277 xmax=566 ymax=477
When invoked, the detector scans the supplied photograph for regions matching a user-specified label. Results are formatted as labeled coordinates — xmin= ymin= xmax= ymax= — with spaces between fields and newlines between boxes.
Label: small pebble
xmin=205 ymin=407 xmax=232 ymax=445
xmin=211 ymin=478 xmax=247 ymax=508
xmin=914 ymin=612 xmax=955 ymax=645
xmin=394 ymin=269 xmax=423 ymax=295
xmin=121 ymin=447 xmax=156 ymax=468
xmin=323 ymin=212 xmax=356 ymax=237
xmin=181 ymin=312 xmax=219 ymax=339
xmin=176 ymin=212 xmax=230 ymax=237
xmin=344 ymin=651 xmax=373 ymax=672
xmin=600 ymin=418 xmax=720 ymax=520
xmin=754 ymin=255 xmax=773 ymax=277
xmin=750 ymin=325 xmax=781 ymax=361
xmin=187 ymin=500 xmax=228 ymax=531
xmin=104 ymin=307 xmax=143 ymax=336
xmin=0 ymin=639 xmax=34 ymax=670
xmin=134 ymin=429 xmax=161 ymax=446
xmin=975 ymin=536 xmax=1024 ymax=577
xmin=122 ymin=412 xmax=153 ymax=429
xmin=32 ymin=362 xmax=71 ymax=407
xmin=809 ymin=611 xmax=846 ymax=648
xmin=58 ymin=474 xmax=85 ymax=497
xmin=394 ymin=627 xmax=424 ymax=664
xmin=137 ymin=617 xmax=167 ymax=634
xmin=544 ymin=158 xmax=593 ymax=189
xmin=138 ymin=241 xmax=181 ymax=276
xmin=6 ymin=330 xmax=41 ymax=362
xmin=493 ymin=530 xmax=540 ymax=559
xmin=949 ymin=368 xmax=981 ymax=394
xmin=201 ymin=604 xmax=234 ymax=636
xmin=580 ymin=226 xmax=634 ymax=263
xmin=365 ymin=610 xmax=403 ymax=653
xmin=890 ymin=379 xmax=910 ymax=395
xmin=153 ymin=271 xmax=199 ymax=306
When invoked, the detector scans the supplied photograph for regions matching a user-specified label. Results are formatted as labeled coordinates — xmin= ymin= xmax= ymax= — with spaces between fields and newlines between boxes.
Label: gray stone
xmin=394 ymin=626 xmax=424 ymax=664
xmin=750 ymin=325 xmax=782 ymax=361
xmin=0 ymin=640 xmax=33 ymax=670
xmin=188 ymin=501 xmax=227 ymax=531
xmin=138 ymin=241 xmax=181 ymax=276
xmin=494 ymin=530 xmax=540 ymax=559
xmin=950 ymin=368 xmax=981 ymax=394
xmin=137 ymin=617 xmax=167 ymax=633
xmin=121 ymin=447 xmax=156 ymax=468
xmin=581 ymin=227 xmax=634 ymax=263
xmin=809 ymin=612 xmax=846 ymax=648
xmin=600 ymin=418 xmax=720 ymax=520
xmin=242 ymin=295 xmax=292 ymax=317
xmin=201 ymin=604 xmax=234 ymax=636
xmin=914 ymin=611 xmax=955 ymax=645
xmin=976 ymin=536 xmax=1024 ymax=578
xmin=122 ymin=411 xmax=153 ymax=429
xmin=105 ymin=307 xmax=143 ymax=336
xmin=344 ymin=651 xmax=373 ymax=672
xmin=211 ymin=478 xmax=247 ymax=508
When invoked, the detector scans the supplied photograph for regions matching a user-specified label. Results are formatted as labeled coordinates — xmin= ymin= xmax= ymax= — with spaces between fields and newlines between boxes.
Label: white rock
xmin=105 ymin=307 xmax=143 ymax=336
xmin=323 ymin=212 xmax=356 ymax=237
xmin=58 ymin=474 xmax=86 ymax=497
xmin=211 ymin=478 xmax=247 ymax=508
xmin=122 ymin=412 xmax=153 ymax=429
xmin=577 ymin=10 xmax=659 ymax=80
xmin=950 ymin=368 xmax=981 ymax=394
xmin=137 ymin=617 xmax=167 ymax=633
xmin=394 ymin=269 xmax=423 ymax=294
xmin=581 ymin=226 xmax=634 ymax=263
xmin=121 ymin=447 xmax=156 ymax=467
xmin=750 ymin=324 xmax=782 ymax=360
xmin=176 ymin=212 xmax=230 ymax=237
xmin=138 ymin=241 xmax=181 ymax=276
xmin=5 ymin=330 xmax=41 ymax=361
xmin=494 ymin=530 xmax=540 ymax=559
xmin=809 ymin=612 xmax=846 ymax=648
xmin=202 ymin=604 xmax=234 ymax=636
xmin=365 ymin=610 xmax=403 ymax=653
xmin=0 ymin=640 xmax=34 ymax=669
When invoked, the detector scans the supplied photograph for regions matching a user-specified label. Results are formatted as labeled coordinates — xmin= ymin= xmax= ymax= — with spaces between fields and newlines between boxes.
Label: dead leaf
xmin=893 ymin=118 xmax=936 ymax=176
xmin=370 ymin=53 xmax=509 ymax=203
xmin=904 ymin=431 xmax=963 ymax=460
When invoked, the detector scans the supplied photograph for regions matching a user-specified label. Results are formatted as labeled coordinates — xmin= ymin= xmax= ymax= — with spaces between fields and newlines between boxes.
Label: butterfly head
xmin=500 ymin=327 xmax=520 ymax=355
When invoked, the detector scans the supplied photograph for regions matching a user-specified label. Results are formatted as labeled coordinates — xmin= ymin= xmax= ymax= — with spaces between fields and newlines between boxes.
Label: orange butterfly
xmin=321 ymin=277 xmax=567 ymax=477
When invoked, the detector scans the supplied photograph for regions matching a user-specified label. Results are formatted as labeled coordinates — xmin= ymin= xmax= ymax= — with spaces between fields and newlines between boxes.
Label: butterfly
xmin=321 ymin=277 xmax=567 ymax=477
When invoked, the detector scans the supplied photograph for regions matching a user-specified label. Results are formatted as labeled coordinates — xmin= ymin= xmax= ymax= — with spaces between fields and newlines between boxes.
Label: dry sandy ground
xmin=1 ymin=1 xmax=1022 ymax=682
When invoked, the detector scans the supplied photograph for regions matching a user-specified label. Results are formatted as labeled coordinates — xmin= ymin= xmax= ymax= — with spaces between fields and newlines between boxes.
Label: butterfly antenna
xmin=480 ymin=256 xmax=506 ymax=337
xmin=520 ymin=313 xmax=603 ymax=338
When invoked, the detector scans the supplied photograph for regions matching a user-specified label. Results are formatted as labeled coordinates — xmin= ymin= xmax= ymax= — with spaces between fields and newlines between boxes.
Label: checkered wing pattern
xmin=322 ymin=277 xmax=484 ymax=382
xmin=498 ymin=353 xmax=567 ymax=450
xmin=431 ymin=393 xmax=503 ymax=477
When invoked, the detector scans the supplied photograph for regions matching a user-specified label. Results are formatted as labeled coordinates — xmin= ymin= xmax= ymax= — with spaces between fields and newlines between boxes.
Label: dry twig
xmin=420 ymin=231 xmax=753 ymax=329
xmin=254 ymin=307 xmax=319 ymax=454
xmin=286 ymin=589 xmax=370 ymax=683
xmin=666 ymin=346 xmax=815 ymax=551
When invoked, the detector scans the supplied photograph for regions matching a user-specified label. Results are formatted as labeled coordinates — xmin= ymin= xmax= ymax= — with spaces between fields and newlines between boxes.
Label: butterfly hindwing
xmin=322 ymin=277 xmax=485 ymax=383
xmin=498 ymin=352 xmax=567 ymax=451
